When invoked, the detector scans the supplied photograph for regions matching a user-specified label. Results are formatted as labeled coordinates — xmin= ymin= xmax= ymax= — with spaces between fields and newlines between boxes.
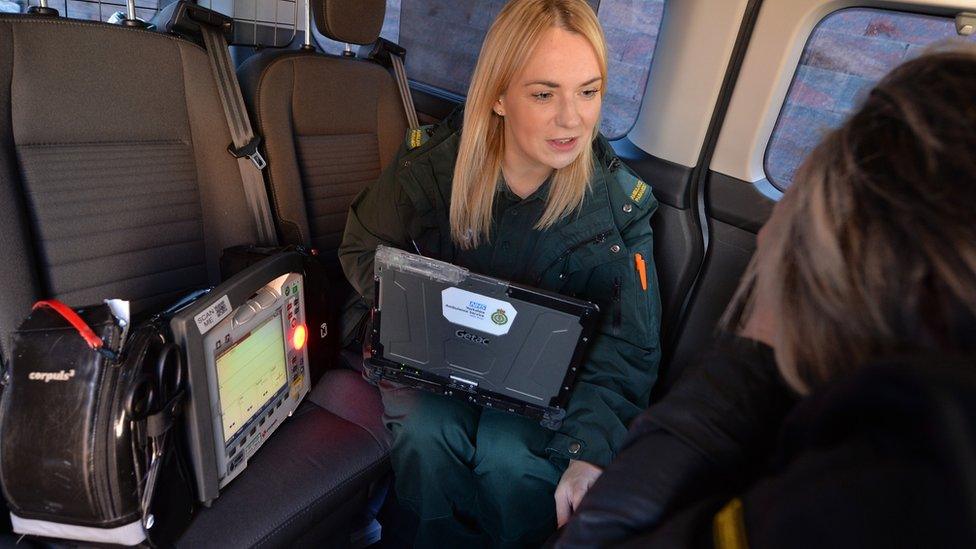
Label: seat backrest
xmin=237 ymin=0 xmax=407 ymax=257
xmin=0 ymin=14 xmax=260 ymax=355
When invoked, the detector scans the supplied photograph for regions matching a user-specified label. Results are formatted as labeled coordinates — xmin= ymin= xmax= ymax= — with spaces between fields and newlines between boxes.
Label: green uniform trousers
xmin=380 ymin=380 xmax=566 ymax=548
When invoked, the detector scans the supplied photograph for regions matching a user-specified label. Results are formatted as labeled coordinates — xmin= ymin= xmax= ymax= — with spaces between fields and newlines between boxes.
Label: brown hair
xmin=450 ymin=0 xmax=608 ymax=249
xmin=725 ymin=45 xmax=976 ymax=393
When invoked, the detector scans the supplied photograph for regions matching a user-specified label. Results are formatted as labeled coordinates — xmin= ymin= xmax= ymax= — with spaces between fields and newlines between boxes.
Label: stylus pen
xmin=635 ymin=253 xmax=648 ymax=291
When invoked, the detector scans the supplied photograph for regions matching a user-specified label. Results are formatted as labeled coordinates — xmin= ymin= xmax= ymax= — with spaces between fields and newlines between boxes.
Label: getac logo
xmin=28 ymin=369 xmax=76 ymax=383
xmin=455 ymin=330 xmax=490 ymax=346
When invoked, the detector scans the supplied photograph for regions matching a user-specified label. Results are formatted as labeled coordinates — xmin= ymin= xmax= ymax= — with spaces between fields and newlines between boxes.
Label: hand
xmin=554 ymin=459 xmax=603 ymax=528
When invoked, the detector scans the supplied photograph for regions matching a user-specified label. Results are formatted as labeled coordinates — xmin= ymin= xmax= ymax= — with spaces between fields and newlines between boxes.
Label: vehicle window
xmin=18 ymin=0 xmax=159 ymax=21
xmin=765 ymin=8 xmax=976 ymax=190
xmin=394 ymin=0 xmax=665 ymax=138
xmin=18 ymin=0 xmax=297 ymax=46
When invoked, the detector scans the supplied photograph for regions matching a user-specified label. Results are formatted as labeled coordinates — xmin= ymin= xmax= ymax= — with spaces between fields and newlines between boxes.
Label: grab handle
xmin=32 ymin=300 xmax=106 ymax=352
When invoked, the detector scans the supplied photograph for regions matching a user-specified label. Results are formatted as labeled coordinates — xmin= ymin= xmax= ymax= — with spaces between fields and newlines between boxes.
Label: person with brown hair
xmin=338 ymin=0 xmax=662 ymax=545
xmin=554 ymin=46 xmax=976 ymax=547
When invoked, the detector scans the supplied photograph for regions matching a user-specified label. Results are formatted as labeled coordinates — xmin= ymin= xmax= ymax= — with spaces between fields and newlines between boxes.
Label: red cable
xmin=32 ymin=300 xmax=104 ymax=350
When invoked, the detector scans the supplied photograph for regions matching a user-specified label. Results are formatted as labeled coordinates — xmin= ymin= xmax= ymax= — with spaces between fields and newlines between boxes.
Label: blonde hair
xmin=723 ymin=46 xmax=976 ymax=393
xmin=450 ymin=0 xmax=608 ymax=249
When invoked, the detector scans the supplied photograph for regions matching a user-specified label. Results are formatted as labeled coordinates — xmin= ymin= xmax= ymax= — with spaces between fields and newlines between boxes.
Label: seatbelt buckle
xmin=228 ymin=137 xmax=267 ymax=170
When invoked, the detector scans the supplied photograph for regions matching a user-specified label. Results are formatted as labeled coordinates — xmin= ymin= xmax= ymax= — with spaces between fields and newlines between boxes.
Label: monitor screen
xmin=214 ymin=312 xmax=288 ymax=444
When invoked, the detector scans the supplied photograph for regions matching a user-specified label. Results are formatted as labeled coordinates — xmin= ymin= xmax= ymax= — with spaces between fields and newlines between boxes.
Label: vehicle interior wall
xmin=675 ymin=0 xmax=976 ymax=388
xmin=4 ymin=0 xmax=976 ymax=544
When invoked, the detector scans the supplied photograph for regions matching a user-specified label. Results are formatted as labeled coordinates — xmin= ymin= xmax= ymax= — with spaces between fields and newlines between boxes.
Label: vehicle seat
xmin=237 ymin=0 xmax=407 ymax=266
xmin=0 ymin=14 xmax=388 ymax=546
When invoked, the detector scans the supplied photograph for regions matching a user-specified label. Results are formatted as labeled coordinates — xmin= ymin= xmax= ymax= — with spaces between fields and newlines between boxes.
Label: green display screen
xmin=215 ymin=312 xmax=287 ymax=444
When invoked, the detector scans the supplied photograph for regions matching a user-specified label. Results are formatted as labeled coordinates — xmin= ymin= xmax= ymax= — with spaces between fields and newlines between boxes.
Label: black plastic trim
xmin=660 ymin=0 xmax=766 ymax=382
xmin=610 ymin=137 xmax=693 ymax=209
xmin=707 ymin=171 xmax=775 ymax=233
xmin=409 ymin=80 xmax=463 ymax=122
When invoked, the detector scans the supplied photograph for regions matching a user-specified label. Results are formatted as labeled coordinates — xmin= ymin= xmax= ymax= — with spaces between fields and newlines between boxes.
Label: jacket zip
xmin=611 ymin=277 xmax=622 ymax=334
xmin=533 ymin=229 xmax=614 ymax=286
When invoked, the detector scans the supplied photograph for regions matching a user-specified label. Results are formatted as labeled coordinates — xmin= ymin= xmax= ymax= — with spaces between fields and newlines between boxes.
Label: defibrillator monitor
xmin=367 ymin=246 xmax=599 ymax=430
xmin=170 ymin=252 xmax=310 ymax=505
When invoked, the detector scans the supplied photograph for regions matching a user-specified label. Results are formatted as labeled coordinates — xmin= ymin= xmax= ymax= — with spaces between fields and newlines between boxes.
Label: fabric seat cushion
xmin=178 ymin=369 xmax=388 ymax=547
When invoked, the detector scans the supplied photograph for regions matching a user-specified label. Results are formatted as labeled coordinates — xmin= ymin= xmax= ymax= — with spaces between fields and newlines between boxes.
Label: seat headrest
xmin=313 ymin=0 xmax=386 ymax=46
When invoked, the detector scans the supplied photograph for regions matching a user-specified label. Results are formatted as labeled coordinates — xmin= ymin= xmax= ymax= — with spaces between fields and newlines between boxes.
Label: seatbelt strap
xmin=389 ymin=53 xmax=420 ymax=130
xmin=363 ymin=38 xmax=419 ymax=130
xmin=199 ymin=25 xmax=278 ymax=246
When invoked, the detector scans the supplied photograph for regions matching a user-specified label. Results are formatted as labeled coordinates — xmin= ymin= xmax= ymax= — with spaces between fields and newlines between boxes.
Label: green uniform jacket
xmin=339 ymin=111 xmax=662 ymax=468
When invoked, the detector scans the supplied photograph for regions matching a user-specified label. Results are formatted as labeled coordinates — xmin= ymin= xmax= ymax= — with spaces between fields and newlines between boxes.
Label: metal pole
xmin=126 ymin=0 xmax=137 ymax=22
xmin=301 ymin=0 xmax=314 ymax=50
xmin=28 ymin=0 xmax=59 ymax=16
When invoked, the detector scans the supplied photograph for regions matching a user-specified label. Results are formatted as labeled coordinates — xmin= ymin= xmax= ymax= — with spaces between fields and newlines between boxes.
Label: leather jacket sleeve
xmin=555 ymin=336 xmax=797 ymax=548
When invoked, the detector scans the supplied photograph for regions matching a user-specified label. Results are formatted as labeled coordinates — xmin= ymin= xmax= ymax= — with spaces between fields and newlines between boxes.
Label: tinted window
xmin=20 ymin=0 xmax=298 ymax=46
xmin=765 ymin=8 xmax=976 ymax=189
xmin=20 ymin=0 xmax=158 ymax=21
xmin=395 ymin=0 xmax=664 ymax=138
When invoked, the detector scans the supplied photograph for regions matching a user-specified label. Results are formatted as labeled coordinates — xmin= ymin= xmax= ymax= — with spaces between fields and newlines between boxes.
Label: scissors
xmin=124 ymin=341 xmax=183 ymax=527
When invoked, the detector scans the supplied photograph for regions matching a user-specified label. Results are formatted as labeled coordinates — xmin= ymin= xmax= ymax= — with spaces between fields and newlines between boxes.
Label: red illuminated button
xmin=292 ymin=324 xmax=307 ymax=350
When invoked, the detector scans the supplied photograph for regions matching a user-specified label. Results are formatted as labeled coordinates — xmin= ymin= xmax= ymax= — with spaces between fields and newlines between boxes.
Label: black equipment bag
xmin=0 ymin=300 xmax=194 ymax=546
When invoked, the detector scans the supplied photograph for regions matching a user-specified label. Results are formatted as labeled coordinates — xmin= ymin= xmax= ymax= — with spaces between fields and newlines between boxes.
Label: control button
xmin=233 ymin=303 xmax=257 ymax=325
xmin=568 ymin=441 xmax=581 ymax=455
xmin=290 ymin=318 xmax=297 ymax=327
xmin=291 ymin=356 xmax=297 ymax=364
xmin=250 ymin=427 xmax=256 ymax=436
xmin=287 ymin=302 xmax=292 ymax=310
xmin=253 ymin=288 xmax=277 ymax=308
xmin=259 ymin=417 xmax=266 ymax=426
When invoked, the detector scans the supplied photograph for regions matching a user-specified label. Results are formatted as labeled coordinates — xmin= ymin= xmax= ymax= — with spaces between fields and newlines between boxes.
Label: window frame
xmin=761 ymin=5 xmax=970 ymax=192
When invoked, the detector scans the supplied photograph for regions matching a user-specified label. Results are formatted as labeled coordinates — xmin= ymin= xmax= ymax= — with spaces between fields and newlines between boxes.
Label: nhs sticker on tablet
xmin=441 ymin=287 xmax=517 ymax=336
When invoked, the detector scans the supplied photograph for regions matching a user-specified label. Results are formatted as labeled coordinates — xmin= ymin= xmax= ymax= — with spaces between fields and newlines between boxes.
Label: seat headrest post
xmin=27 ymin=0 xmax=58 ymax=16
xmin=301 ymin=0 xmax=314 ymax=51
xmin=312 ymin=0 xmax=386 ymax=46
xmin=121 ymin=0 xmax=151 ymax=28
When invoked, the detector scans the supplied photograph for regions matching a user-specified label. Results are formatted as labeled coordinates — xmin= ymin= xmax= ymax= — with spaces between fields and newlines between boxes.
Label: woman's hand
xmin=555 ymin=459 xmax=603 ymax=527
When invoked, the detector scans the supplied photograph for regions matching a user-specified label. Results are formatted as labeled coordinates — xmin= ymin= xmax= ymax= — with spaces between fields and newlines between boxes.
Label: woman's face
xmin=497 ymin=26 xmax=603 ymax=177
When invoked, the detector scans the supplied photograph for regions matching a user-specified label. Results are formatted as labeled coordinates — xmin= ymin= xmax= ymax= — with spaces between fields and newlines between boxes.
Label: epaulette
xmin=405 ymin=125 xmax=435 ymax=150
xmin=611 ymin=160 xmax=654 ymax=209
